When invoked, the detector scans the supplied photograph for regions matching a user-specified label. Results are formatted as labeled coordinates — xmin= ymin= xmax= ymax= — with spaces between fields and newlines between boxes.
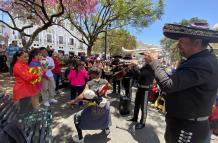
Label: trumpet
xmin=121 ymin=47 xmax=162 ymax=55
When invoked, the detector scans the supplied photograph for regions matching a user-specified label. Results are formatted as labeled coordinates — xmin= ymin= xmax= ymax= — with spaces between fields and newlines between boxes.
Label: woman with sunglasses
xmin=68 ymin=59 xmax=89 ymax=106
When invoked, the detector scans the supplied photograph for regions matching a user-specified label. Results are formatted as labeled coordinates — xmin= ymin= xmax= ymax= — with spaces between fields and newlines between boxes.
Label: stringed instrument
xmin=112 ymin=63 xmax=133 ymax=80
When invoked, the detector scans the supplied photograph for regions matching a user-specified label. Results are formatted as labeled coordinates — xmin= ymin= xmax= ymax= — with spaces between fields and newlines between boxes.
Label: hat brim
xmin=112 ymin=55 xmax=122 ymax=58
xmin=163 ymin=24 xmax=218 ymax=43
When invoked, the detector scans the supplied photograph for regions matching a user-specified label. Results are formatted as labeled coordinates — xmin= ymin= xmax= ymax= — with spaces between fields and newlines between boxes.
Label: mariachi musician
xmin=111 ymin=56 xmax=122 ymax=94
xmin=120 ymin=47 xmax=160 ymax=129
xmin=121 ymin=56 xmax=134 ymax=98
xmin=127 ymin=59 xmax=155 ymax=129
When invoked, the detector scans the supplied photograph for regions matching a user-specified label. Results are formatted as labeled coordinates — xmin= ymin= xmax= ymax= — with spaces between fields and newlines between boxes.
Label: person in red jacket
xmin=11 ymin=50 xmax=41 ymax=113
xmin=52 ymin=52 xmax=61 ymax=94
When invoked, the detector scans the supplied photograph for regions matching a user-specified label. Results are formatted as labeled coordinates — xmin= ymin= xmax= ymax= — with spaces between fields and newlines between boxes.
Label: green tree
xmin=57 ymin=0 xmax=164 ymax=56
xmin=93 ymin=29 xmax=136 ymax=55
xmin=160 ymin=17 xmax=207 ymax=62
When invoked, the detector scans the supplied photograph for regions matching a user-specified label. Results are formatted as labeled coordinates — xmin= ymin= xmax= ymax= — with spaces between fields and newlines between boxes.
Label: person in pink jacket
xmin=68 ymin=60 xmax=89 ymax=105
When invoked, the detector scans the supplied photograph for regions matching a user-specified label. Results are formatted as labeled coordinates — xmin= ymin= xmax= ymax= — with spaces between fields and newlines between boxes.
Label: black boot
xmin=135 ymin=122 xmax=145 ymax=129
xmin=127 ymin=117 xmax=137 ymax=122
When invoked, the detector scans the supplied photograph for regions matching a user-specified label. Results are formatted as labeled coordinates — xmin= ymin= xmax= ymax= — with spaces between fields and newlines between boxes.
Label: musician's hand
xmin=130 ymin=60 xmax=138 ymax=67
xmin=144 ymin=50 xmax=159 ymax=64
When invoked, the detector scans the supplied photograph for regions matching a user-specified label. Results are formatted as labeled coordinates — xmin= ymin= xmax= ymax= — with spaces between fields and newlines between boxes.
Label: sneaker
xmin=56 ymin=91 xmax=60 ymax=95
xmin=43 ymin=101 xmax=50 ymax=107
xmin=49 ymin=99 xmax=58 ymax=103
xmin=72 ymin=135 xmax=84 ymax=143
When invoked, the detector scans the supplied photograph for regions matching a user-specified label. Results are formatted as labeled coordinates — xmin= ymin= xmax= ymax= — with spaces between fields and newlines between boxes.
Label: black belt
xmin=166 ymin=115 xmax=209 ymax=122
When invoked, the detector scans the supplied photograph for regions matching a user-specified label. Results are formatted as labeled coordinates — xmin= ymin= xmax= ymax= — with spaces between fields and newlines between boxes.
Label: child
xmin=29 ymin=49 xmax=43 ymax=109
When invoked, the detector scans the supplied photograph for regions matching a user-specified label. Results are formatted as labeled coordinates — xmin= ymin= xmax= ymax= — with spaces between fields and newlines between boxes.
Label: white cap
xmin=83 ymin=89 xmax=97 ymax=99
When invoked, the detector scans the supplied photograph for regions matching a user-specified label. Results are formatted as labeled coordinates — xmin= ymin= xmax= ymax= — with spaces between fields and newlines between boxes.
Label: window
xmin=35 ymin=36 xmax=39 ymax=41
xmin=69 ymin=38 xmax=74 ymax=45
xmin=79 ymin=42 xmax=83 ymax=49
xmin=59 ymin=36 xmax=63 ymax=44
xmin=47 ymin=34 xmax=52 ymax=43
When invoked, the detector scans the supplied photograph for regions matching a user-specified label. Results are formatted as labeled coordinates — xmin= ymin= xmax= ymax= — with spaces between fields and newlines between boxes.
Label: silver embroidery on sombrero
xmin=163 ymin=24 xmax=218 ymax=38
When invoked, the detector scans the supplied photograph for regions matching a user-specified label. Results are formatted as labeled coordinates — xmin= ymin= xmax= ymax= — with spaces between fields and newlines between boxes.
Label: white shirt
xmin=46 ymin=56 xmax=55 ymax=77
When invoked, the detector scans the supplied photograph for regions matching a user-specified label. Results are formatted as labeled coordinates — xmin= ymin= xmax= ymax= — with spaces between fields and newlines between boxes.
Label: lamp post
xmin=104 ymin=28 xmax=107 ymax=60
xmin=104 ymin=24 xmax=111 ymax=60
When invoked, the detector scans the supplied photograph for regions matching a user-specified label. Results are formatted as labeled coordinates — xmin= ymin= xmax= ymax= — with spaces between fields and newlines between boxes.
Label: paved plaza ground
xmin=0 ymin=73 xmax=218 ymax=143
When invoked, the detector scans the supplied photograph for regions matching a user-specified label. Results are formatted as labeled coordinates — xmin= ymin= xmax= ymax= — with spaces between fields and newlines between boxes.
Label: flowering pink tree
xmin=0 ymin=0 xmax=65 ymax=49
xmin=56 ymin=0 xmax=163 ymax=56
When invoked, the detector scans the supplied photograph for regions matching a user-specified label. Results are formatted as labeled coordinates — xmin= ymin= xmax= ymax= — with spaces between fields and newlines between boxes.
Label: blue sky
xmin=129 ymin=0 xmax=218 ymax=45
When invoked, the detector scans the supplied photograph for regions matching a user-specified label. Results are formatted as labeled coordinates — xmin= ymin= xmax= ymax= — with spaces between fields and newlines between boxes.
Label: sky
xmin=129 ymin=0 xmax=218 ymax=45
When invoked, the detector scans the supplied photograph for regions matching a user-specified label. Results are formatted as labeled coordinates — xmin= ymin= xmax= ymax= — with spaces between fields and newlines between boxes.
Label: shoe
xmin=43 ymin=101 xmax=50 ymax=107
xmin=112 ymin=91 xmax=117 ymax=94
xmin=135 ymin=123 xmax=145 ymax=129
xmin=72 ymin=135 xmax=84 ymax=143
xmin=104 ymin=128 xmax=110 ymax=136
xmin=56 ymin=91 xmax=60 ymax=95
xmin=127 ymin=118 xmax=137 ymax=122
xmin=49 ymin=99 xmax=58 ymax=103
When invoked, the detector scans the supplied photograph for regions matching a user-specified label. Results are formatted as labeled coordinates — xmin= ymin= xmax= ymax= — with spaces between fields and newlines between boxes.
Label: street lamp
xmin=104 ymin=24 xmax=111 ymax=60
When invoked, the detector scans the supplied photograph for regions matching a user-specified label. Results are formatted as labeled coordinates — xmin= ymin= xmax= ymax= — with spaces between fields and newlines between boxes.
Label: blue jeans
xmin=53 ymin=73 xmax=60 ymax=91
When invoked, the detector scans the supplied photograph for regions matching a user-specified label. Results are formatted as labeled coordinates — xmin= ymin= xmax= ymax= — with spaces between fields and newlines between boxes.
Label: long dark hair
xmin=11 ymin=50 xmax=25 ymax=72
xmin=28 ymin=48 xmax=41 ymax=64
xmin=74 ymin=60 xmax=81 ymax=77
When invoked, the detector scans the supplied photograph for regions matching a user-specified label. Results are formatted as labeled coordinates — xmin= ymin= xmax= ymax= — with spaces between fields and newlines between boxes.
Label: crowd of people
xmin=0 ymin=21 xmax=218 ymax=143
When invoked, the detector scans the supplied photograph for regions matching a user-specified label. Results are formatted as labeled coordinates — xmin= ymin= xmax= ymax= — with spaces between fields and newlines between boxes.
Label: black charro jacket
xmin=151 ymin=49 xmax=218 ymax=119
xmin=132 ymin=64 xmax=154 ymax=86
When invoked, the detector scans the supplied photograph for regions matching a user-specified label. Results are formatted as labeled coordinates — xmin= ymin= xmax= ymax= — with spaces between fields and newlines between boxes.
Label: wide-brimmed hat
xmin=163 ymin=22 xmax=218 ymax=43
xmin=71 ymin=55 xmax=81 ymax=60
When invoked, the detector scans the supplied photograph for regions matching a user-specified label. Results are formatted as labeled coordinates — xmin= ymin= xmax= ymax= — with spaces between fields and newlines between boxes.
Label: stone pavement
xmin=50 ymin=88 xmax=218 ymax=143
xmin=0 ymin=73 xmax=14 ymax=95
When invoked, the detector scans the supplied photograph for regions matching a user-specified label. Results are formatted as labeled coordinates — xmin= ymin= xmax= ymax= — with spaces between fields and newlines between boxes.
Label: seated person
xmin=67 ymin=67 xmax=113 ymax=143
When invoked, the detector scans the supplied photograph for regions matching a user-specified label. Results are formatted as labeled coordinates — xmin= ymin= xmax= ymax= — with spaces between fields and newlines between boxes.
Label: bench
xmin=0 ymin=93 xmax=53 ymax=143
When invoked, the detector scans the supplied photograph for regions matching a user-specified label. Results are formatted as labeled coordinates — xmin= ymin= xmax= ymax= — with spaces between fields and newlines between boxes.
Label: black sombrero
xmin=69 ymin=55 xmax=81 ymax=60
xmin=163 ymin=22 xmax=218 ymax=43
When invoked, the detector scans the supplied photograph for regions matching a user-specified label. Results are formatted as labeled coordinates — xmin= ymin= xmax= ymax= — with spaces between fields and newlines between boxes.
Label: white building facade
xmin=8 ymin=20 xmax=87 ymax=55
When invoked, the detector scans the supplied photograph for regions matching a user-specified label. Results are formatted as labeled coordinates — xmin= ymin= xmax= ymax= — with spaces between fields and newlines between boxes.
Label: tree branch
xmin=53 ymin=23 xmax=89 ymax=46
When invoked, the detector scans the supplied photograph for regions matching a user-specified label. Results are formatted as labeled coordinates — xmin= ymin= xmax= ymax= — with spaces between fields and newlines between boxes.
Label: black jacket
xmin=133 ymin=64 xmax=154 ymax=86
xmin=151 ymin=49 xmax=218 ymax=119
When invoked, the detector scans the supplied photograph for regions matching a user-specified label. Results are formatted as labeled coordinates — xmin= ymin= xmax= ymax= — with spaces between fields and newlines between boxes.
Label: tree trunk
xmin=87 ymin=45 xmax=92 ymax=57
xmin=21 ymin=34 xmax=35 ymax=51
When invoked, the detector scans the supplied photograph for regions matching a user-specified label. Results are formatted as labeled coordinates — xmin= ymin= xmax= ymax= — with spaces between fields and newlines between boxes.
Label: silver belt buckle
xmin=188 ymin=116 xmax=209 ymax=121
